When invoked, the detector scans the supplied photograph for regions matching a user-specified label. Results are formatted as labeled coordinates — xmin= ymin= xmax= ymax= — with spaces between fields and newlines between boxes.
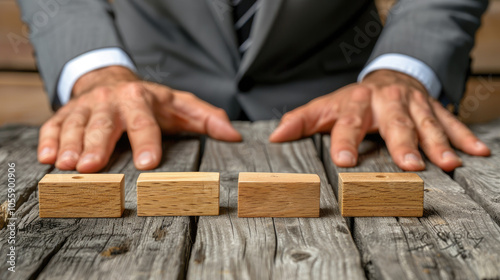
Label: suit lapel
xmin=205 ymin=0 xmax=240 ymax=64
xmin=238 ymin=0 xmax=284 ymax=76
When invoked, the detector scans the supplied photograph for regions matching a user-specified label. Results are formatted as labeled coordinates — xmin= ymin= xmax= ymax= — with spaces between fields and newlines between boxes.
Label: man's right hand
xmin=37 ymin=66 xmax=242 ymax=172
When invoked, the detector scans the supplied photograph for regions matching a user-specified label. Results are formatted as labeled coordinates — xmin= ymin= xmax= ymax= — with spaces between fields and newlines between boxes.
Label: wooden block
xmin=38 ymin=174 xmax=125 ymax=218
xmin=238 ymin=172 xmax=320 ymax=218
xmin=338 ymin=172 xmax=424 ymax=217
xmin=137 ymin=172 xmax=219 ymax=216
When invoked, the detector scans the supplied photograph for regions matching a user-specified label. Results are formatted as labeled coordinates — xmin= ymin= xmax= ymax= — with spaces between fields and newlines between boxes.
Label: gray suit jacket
xmin=18 ymin=0 xmax=487 ymax=120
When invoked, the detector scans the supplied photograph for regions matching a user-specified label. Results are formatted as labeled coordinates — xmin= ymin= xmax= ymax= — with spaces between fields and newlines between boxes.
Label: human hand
xmin=269 ymin=70 xmax=490 ymax=172
xmin=37 ymin=66 xmax=241 ymax=172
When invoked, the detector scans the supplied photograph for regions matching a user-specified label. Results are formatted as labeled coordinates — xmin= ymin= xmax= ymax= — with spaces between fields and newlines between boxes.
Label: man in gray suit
xmin=18 ymin=0 xmax=491 ymax=173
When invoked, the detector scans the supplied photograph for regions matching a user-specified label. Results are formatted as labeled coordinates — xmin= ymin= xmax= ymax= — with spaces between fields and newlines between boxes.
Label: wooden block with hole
xmin=338 ymin=172 xmax=424 ymax=217
xmin=238 ymin=172 xmax=320 ymax=218
xmin=38 ymin=174 xmax=125 ymax=218
xmin=137 ymin=172 xmax=220 ymax=216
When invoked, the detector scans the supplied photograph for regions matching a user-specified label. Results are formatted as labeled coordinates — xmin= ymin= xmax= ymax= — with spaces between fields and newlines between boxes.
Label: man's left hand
xmin=269 ymin=70 xmax=490 ymax=172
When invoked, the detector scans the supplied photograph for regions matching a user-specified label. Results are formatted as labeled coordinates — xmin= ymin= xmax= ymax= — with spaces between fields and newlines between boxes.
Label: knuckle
xmin=64 ymin=113 xmax=87 ymax=128
xmin=41 ymin=119 xmax=60 ymax=132
xmin=87 ymin=116 xmax=115 ymax=132
xmin=128 ymin=114 xmax=158 ymax=132
xmin=351 ymin=86 xmax=371 ymax=100
xmin=419 ymin=116 xmax=440 ymax=131
xmin=59 ymin=143 xmax=80 ymax=153
xmin=388 ymin=115 xmax=415 ymax=130
xmin=180 ymin=91 xmax=195 ymax=98
xmin=334 ymin=138 xmax=356 ymax=149
xmin=338 ymin=114 xmax=363 ymax=128
xmin=413 ymin=90 xmax=427 ymax=102
xmin=386 ymin=86 xmax=403 ymax=100
xmin=281 ymin=112 xmax=293 ymax=121
xmin=92 ymin=87 xmax=113 ymax=101
xmin=123 ymin=82 xmax=146 ymax=99
xmin=84 ymin=129 xmax=105 ymax=146
xmin=214 ymin=108 xmax=228 ymax=118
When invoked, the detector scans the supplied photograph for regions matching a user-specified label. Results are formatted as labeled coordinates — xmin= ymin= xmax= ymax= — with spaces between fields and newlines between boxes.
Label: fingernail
xmin=39 ymin=147 xmax=54 ymax=159
xmin=442 ymin=151 xmax=461 ymax=162
xmin=404 ymin=153 xmax=425 ymax=167
xmin=59 ymin=150 xmax=79 ymax=162
xmin=475 ymin=141 xmax=488 ymax=150
xmin=137 ymin=151 xmax=153 ymax=167
xmin=78 ymin=154 xmax=99 ymax=166
xmin=337 ymin=150 xmax=356 ymax=166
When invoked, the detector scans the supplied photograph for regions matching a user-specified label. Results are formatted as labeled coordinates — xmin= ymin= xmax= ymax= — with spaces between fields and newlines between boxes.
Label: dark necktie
xmin=232 ymin=0 xmax=260 ymax=55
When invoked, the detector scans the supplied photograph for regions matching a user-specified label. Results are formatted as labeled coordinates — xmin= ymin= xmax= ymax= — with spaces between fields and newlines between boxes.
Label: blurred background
xmin=1 ymin=0 xmax=499 ymax=126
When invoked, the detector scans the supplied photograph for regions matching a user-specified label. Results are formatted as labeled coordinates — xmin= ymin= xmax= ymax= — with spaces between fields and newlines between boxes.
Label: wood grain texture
xmin=0 ymin=137 xmax=200 ymax=280
xmin=339 ymin=172 xmax=424 ymax=217
xmin=323 ymin=134 xmax=500 ymax=279
xmin=0 ymin=126 xmax=52 ymax=229
xmin=454 ymin=118 xmax=500 ymax=225
xmin=38 ymin=174 xmax=125 ymax=218
xmin=137 ymin=172 xmax=219 ymax=216
xmin=187 ymin=121 xmax=365 ymax=280
xmin=238 ymin=172 xmax=320 ymax=217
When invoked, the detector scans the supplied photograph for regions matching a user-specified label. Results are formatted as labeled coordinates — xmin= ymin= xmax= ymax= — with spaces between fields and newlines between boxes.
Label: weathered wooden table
xmin=1 ymin=120 xmax=500 ymax=280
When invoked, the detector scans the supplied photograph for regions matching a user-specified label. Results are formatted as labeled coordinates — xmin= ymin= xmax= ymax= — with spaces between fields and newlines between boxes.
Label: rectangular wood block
xmin=339 ymin=172 xmax=424 ymax=217
xmin=137 ymin=172 xmax=220 ymax=216
xmin=38 ymin=174 xmax=125 ymax=218
xmin=238 ymin=172 xmax=320 ymax=218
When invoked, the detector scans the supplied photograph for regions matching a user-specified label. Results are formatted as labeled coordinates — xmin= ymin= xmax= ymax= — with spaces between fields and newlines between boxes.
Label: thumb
xmin=155 ymin=89 xmax=242 ymax=141
xmin=269 ymin=97 xmax=338 ymax=142
xmin=269 ymin=110 xmax=307 ymax=142
xmin=205 ymin=109 xmax=242 ymax=142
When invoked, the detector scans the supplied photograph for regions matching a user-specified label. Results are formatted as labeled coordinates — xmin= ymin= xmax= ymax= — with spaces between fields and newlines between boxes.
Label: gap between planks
xmin=321 ymin=133 xmax=500 ymax=280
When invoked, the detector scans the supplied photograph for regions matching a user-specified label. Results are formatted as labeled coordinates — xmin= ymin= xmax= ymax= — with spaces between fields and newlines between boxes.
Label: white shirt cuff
xmin=57 ymin=47 xmax=137 ymax=105
xmin=358 ymin=53 xmax=442 ymax=99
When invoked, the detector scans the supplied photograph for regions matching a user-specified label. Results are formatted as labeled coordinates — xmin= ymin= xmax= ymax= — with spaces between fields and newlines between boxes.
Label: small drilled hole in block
xmin=375 ymin=175 xmax=387 ymax=178
xmin=72 ymin=176 xmax=84 ymax=179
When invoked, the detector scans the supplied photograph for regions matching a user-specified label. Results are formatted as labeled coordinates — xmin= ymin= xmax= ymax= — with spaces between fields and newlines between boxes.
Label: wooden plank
xmin=454 ymin=118 xmax=500 ymax=225
xmin=0 ymin=136 xmax=200 ymax=280
xmin=137 ymin=172 xmax=219 ymax=216
xmin=187 ymin=121 xmax=365 ymax=280
xmin=322 ymin=134 xmax=500 ymax=279
xmin=338 ymin=172 xmax=424 ymax=217
xmin=0 ymin=126 xmax=52 ymax=230
xmin=238 ymin=172 xmax=320 ymax=218
xmin=38 ymin=174 xmax=125 ymax=218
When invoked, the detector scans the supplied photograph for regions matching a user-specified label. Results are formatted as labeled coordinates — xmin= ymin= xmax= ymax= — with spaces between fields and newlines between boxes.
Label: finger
xmin=268 ymin=88 xmax=349 ymax=142
xmin=55 ymin=107 xmax=91 ymax=170
xmin=330 ymin=88 xmax=371 ymax=167
xmin=38 ymin=106 xmax=72 ymax=164
xmin=377 ymin=86 xmax=425 ymax=171
xmin=204 ymin=108 xmax=242 ymax=141
xmin=431 ymin=100 xmax=490 ymax=156
xmin=76 ymin=104 xmax=123 ymax=173
xmin=409 ymin=92 xmax=462 ymax=172
xmin=121 ymin=87 xmax=162 ymax=170
xmin=151 ymin=87 xmax=242 ymax=142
